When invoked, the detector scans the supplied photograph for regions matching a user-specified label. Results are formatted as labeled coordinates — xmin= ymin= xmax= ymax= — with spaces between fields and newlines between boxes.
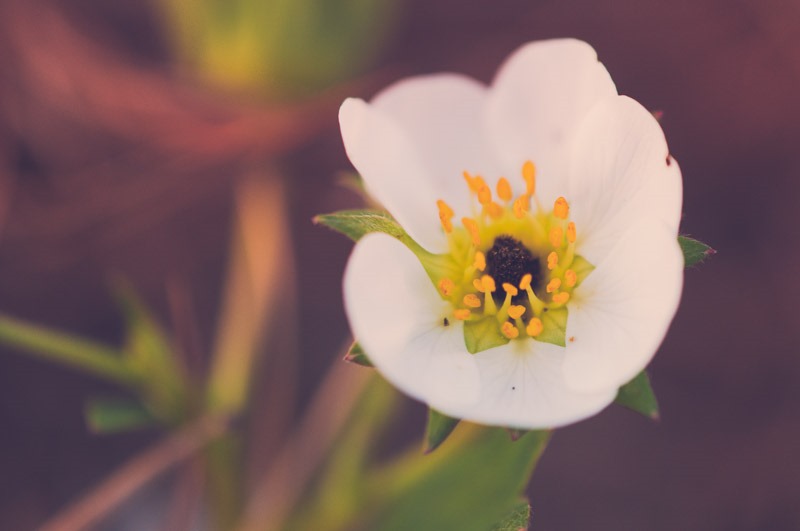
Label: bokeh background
xmin=1 ymin=0 xmax=799 ymax=529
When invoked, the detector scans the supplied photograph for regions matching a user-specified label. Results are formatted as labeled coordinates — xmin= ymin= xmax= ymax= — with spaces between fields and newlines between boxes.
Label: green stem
xmin=0 ymin=314 xmax=137 ymax=387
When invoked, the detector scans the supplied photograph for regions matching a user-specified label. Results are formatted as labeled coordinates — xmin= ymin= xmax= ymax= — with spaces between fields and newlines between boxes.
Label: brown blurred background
xmin=1 ymin=0 xmax=799 ymax=529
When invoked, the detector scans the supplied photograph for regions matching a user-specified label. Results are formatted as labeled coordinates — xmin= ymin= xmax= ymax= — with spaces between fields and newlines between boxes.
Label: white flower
xmin=339 ymin=39 xmax=683 ymax=429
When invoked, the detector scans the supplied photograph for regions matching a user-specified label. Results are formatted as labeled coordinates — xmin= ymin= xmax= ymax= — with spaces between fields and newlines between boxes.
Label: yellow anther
xmin=454 ymin=309 xmax=472 ymax=320
xmin=463 ymin=171 xmax=488 ymax=195
xmin=501 ymin=321 xmax=519 ymax=339
xmin=462 ymin=217 xmax=481 ymax=246
xmin=526 ymin=317 xmax=544 ymax=337
xmin=473 ymin=278 xmax=484 ymax=292
xmin=552 ymin=292 xmax=570 ymax=305
xmin=565 ymin=269 xmax=577 ymax=287
xmin=513 ymin=195 xmax=529 ymax=219
xmin=438 ymin=278 xmax=455 ymax=296
xmin=567 ymin=221 xmax=577 ymax=243
xmin=522 ymin=160 xmax=536 ymax=196
xmin=549 ymin=227 xmax=564 ymax=248
xmin=480 ymin=275 xmax=496 ymax=293
xmin=497 ymin=177 xmax=513 ymax=202
xmin=546 ymin=278 xmax=562 ymax=293
xmin=485 ymin=201 xmax=504 ymax=219
xmin=502 ymin=283 xmax=518 ymax=297
xmin=508 ymin=305 xmax=526 ymax=320
xmin=473 ymin=251 xmax=486 ymax=271
xmin=519 ymin=273 xmax=532 ymax=291
xmin=437 ymin=199 xmax=454 ymax=233
xmin=547 ymin=251 xmax=559 ymax=270
xmin=553 ymin=197 xmax=570 ymax=219
xmin=477 ymin=183 xmax=492 ymax=205
xmin=463 ymin=293 xmax=481 ymax=308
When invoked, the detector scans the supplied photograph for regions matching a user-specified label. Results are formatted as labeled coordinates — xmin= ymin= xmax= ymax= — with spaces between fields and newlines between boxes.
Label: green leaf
xmin=343 ymin=342 xmax=374 ymax=367
xmin=678 ymin=235 xmax=716 ymax=267
xmin=84 ymin=397 xmax=156 ymax=434
xmin=314 ymin=209 xmax=407 ymax=242
xmin=364 ymin=428 xmax=550 ymax=531
xmin=615 ymin=371 xmax=659 ymax=420
xmin=490 ymin=501 xmax=531 ymax=531
xmin=424 ymin=408 xmax=460 ymax=454
xmin=537 ymin=307 xmax=567 ymax=347
xmin=464 ymin=318 xmax=510 ymax=354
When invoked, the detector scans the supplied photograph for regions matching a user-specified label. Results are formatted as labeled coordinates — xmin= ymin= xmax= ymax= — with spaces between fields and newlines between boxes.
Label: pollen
xmin=522 ymin=160 xmax=536 ymax=196
xmin=497 ymin=177 xmax=512 ymax=202
xmin=480 ymin=275 xmax=496 ymax=293
xmin=553 ymin=197 xmax=569 ymax=219
xmin=547 ymin=251 xmax=559 ymax=270
xmin=463 ymin=293 xmax=481 ymax=308
xmin=526 ymin=318 xmax=543 ymax=337
xmin=473 ymin=251 xmax=486 ymax=271
xmin=477 ymin=183 xmax=492 ymax=205
xmin=507 ymin=305 xmax=525 ymax=320
xmin=437 ymin=199 xmax=454 ymax=233
xmin=546 ymin=278 xmax=562 ymax=293
xmin=549 ymin=227 xmax=563 ymax=248
xmin=567 ymin=221 xmax=577 ymax=243
xmin=501 ymin=321 xmax=519 ymax=339
xmin=552 ymin=292 xmax=570 ymax=305
xmin=462 ymin=217 xmax=481 ymax=245
xmin=502 ymin=283 xmax=518 ymax=297
xmin=454 ymin=309 xmax=471 ymax=320
xmin=485 ymin=201 xmax=504 ymax=219
xmin=564 ymin=269 xmax=577 ymax=287
xmin=512 ymin=195 xmax=529 ymax=219
xmin=438 ymin=278 xmax=455 ymax=296
xmin=519 ymin=273 xmax=532 ymax=290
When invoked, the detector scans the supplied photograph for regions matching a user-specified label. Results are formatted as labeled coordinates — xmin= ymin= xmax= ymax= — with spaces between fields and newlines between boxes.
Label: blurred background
xmin=1 ymin=0 xmax=799 ymax=529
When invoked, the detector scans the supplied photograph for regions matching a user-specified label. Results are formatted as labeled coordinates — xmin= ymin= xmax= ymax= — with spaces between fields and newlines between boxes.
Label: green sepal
xmin=84 ymin=397 xmax=156 ymax=434
xmin=314 ymin=209 xmax=406 ymax=242
xmin=424 ymin=408 xmax=460 ymax=454
xmin=343 ymin=342 xmax=374 ymax=367
xmin=678 ymin=235 xmax=716 ymax=267
xmin=537 ymin=307 xmax=568 ymax=347
xmin=490 ymin=500 xmax=531 ymax=531
xmin=464 ymin=318 xmax=510 ymax=354
xmin=615 ymin=370 xmax=660 ymax=420
xmin=506 ymin=428 xmax=528 ymax=442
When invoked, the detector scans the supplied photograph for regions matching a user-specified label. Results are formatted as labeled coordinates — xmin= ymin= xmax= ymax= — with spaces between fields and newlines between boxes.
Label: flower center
xmin=432 ymin=161 xmax=594 ymax=349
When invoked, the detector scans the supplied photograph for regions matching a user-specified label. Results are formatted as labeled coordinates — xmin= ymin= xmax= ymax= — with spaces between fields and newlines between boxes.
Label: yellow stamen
xmin=502 ymin=283 xmax=518 ymax=297
xmin=462 ymin=171 xmax=481 ymax=193
xmin=473 ymin=278 xmax=483 ymax=292
xmin=565 ymin=269 xmax=577 ymax=287
xmin=519 ymin=274 xmax=532 ymax=291
xmin=497 ymin=177 xmax=512 ymax=202
xmin=477 ymin=182 xmax=492 ymax=205
xmin=463 ymin=293 xmax=481 ymax=308
xmin=526 ymin=317 xmax=543 ymax=337
xmin=508 ymin=305 xmax=525 ymax=320
xmin=547 ymin=251 xmax=559 ymax=270
xmin=438 ymin=278 xmax=454 ymax=296
xmin=481 ymin=275 xmax=496 ymax=293
xmin=437 ymin=199 xmax=454 ymax=233
xmin=462 ymin=217 xmax=480 ymax=246
xmin=553 ymin=197 xmax=569 ymax=219
xmin=473 ymin=251 xmax=486 ymax=271
xmin=552 ymin=292 xmax=570 ymax=305
xmin=485 ymin=201 xmax=504 ymax=219
xmin=501 ymin=321 xmax=519 ymax=339
xmin=549 ymin=227 xmax=563 ymax=248
xmin=546 ymin=278 xmax=562 ymax=293
xmin=567 ymin=221 xmax=577 ymax=243
xmin=513 ymin=195 xmax=529 ymax=219
xmin=522 ymin=161 xmax=536 ymax=196
xmin=454 ymin=309 xmax=471 ymax=320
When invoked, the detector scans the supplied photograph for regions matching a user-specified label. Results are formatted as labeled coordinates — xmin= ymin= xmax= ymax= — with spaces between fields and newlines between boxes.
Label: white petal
xmin=340 ymin=98 xmax=446 ymax=252
xmin=564 ymin=219 xmax=684 ymax=393
xmin=486 ymin=39 xmax=617 ymax=206
xmin=344 ymin=233 xmax=481 ymax=408
xmin=372 ymin=74 xmax=503 ymax=216
xmin=440 ymin=339 xmax=617 ymax=429
xmin=567 ymin=96 xmax=683 ymax=266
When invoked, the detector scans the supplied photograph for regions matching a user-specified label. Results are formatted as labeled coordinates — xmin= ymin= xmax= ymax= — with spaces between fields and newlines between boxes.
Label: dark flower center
xmin=485 ymin=235 xmax=541 ymax=303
